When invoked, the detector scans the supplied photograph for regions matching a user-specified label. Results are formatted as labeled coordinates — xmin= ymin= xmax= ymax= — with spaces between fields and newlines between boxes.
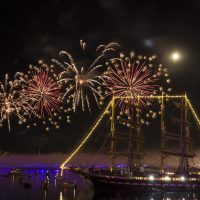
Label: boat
xmin=72 ymin=95 xmax=200 ymax=191
xmin=10 ymin=168 xmax=22 ymax=175
xmin=55 ymin=174 xmax=63 ymax=181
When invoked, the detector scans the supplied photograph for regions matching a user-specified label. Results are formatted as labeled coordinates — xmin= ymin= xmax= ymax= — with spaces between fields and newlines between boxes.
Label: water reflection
xmin=59 ymin=191 xmax=62 ymax=200
xmin=94 ymin=190 xmax=200 ymax=200
xmin=74 ymin=187 xmax=76 ymax=199
xmin=0 ymin=169 xmax=199 ymax=200
xmin=44 ymin=190 xmax=47 ymax=200
xmin=11 ymin=174 xmax=15 ymax=187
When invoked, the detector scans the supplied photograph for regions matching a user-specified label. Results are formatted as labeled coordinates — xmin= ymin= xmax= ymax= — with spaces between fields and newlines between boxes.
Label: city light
xmin=180 ymin=176 xmax=186 ymax=181
xmin=149 ymin=175 xmax=155 ymax=181
xmin=163 ymin=176 xmax=171 ymax=181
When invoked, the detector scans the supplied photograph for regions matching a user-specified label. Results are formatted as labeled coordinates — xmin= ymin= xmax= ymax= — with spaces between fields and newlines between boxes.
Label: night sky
xmin=0 ymin=0 xmax=200 ymax=153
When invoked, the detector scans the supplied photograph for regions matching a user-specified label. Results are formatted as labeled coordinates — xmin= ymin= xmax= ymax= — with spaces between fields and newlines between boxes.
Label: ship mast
xmin=110 ymin=96 xmax=144 ymax=173
xmin=160 ymin=93 xmax=166 ymax=173
xmin=110 ymin=96 xmax=116 ymax=173
xmin=127 ymin=97 xmax=143 ymax=172
xmin=160 ymin=95 xmax=194 ymax=174
xmin=178 ymin=95 xmax=192 ymax=173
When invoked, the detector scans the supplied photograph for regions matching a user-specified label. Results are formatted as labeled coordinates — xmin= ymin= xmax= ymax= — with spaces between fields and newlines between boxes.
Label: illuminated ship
xmin=63 ymin=95 xmax=200 ymax=191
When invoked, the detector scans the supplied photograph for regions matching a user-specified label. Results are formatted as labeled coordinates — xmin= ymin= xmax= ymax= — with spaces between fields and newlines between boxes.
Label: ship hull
xmin=87 ymin=173 xmax=200 ymax=192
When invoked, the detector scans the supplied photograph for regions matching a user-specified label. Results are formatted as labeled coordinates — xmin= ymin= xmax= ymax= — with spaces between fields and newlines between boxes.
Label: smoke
xmin=1 ymin=151 xmax=200 ymax=169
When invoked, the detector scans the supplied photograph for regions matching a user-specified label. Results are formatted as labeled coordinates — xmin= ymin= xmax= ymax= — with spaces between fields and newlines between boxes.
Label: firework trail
xmin=0 ymin=74 xmax=33 ymax=132
xmin=52 ymin=41 xmax=120 ymax=113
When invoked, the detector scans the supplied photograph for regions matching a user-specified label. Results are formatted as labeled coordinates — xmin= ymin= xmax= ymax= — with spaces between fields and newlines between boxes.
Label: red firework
xmin=104 ymin=57 xmax=158 ymax=112
xmin=22 ymin=68 xmax=62 ymax=118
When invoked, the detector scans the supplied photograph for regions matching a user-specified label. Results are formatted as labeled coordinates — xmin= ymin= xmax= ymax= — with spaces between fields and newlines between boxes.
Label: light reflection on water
xmin=94 ymin=191 xmax=200 ymax=200
xmin=0 ymin=169 xmax=93 ymax=200
xmin=0 ymin=169 xmax=200 ymax=200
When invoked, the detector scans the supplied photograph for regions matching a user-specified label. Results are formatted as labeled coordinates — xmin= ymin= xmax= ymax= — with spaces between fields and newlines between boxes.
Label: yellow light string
xmin=185 ymin=95 xmax=200 ymax=127
xmin=60 ymin=94 xmax=200 ymax=169
xmin=60 ymin=100 xmax=112 ymax=169
xmin=115 ymin=95 xmax=185 ymax=99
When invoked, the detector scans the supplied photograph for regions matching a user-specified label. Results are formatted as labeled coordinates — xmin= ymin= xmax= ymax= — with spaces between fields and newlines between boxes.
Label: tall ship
xmin=63 ymin=95 xmax=200 ymax=191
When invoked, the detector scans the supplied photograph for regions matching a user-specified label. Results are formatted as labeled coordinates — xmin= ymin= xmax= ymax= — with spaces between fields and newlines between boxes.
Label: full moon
xmin=171 ymin=52 xmax=181 ymax=61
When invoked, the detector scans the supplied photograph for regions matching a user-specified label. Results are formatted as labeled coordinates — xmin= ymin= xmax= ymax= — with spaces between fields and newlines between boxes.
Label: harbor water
xmin=0 ymin=169 xmax=200 ymax=200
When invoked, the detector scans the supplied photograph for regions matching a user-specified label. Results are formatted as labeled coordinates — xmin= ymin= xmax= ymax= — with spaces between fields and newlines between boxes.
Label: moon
xmin=171 ymin=52 xmax=181 ymax=61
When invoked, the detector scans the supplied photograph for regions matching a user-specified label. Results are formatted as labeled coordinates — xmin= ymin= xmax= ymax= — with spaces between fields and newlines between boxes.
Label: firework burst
xmin=17 ymin=61 xmax=65 ymax=131
xmin=21 ymin=68 xmax=62 ymax=117
xmin=0 ymin=74 xmax=32 ymax=132
xmin=52 ymin=41 xmax=120 ymax=112
xmin=103 ymin=52 xmax=172 ymax=123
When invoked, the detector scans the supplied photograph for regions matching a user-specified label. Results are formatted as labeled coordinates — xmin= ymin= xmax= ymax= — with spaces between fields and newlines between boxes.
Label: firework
xmin=52 ymin=41 xmax=120 ymax=112
xmin=0 ymin=74 xmax=32 ymax=132
xmin=20 ymin=65 xmax=62 ymax=118
xmin=17 ymin=61 xmax=65 ymax=131
xmin=103 ymin=52 xmax=172 ymax=122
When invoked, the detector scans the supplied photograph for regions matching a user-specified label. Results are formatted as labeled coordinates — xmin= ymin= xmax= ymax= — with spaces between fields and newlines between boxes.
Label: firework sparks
xmin=52 ymin=41 xmax=120 ymax=112
xmin=17 ymin=61 xmax=65 ymax=131
xmin=0 ymin=74 xmax=32 ymax=132
xmin=103 ymin=52 xmax=172 ymax=122
xmin=20 ymin=66 xmax=62 ymax=118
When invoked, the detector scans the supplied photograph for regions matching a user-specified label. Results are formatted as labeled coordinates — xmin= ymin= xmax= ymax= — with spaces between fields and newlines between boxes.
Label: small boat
xmin=10 ymin=168 xmax=22 ymax=175
xmin=41 ymin=181 xmax=49 ymax=190
xmin=55 ymin=174 xmax=63 ymax=181
xmin=63 ymin=181 xmax=77 ymax=189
